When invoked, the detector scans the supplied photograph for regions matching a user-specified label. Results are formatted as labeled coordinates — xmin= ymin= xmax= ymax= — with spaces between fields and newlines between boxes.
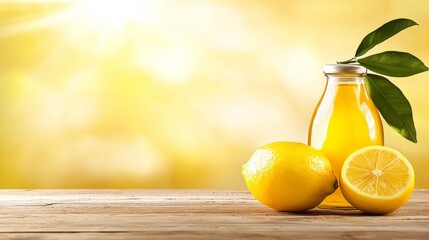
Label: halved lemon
xmin=340 ymin=146 xmax=415 ymax=215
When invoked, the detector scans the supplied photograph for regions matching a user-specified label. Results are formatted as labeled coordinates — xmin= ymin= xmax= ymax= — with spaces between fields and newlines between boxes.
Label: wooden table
xmin=0 ymin=190 xmax=427 ymax=239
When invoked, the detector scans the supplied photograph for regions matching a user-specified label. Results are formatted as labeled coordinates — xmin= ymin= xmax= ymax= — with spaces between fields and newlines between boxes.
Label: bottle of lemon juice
xmin=308 ymin=64 xmax=384 ymax=208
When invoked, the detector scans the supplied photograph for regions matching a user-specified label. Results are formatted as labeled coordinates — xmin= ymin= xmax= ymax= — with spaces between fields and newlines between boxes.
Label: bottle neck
xmin=326 ymin=75 xmax=365 ymax=86
xmin=322 ymin=74 xmax=370 ymax=103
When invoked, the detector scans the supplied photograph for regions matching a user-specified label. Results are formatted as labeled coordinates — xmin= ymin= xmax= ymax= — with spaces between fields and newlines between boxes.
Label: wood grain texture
xmin=0 ymin=189 xmax=428 ymax=239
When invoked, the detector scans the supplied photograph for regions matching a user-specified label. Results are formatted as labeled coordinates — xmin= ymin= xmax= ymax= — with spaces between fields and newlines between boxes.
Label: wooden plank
xmin=0 ymin=190 xmax=427 ymax=239
xmin=0 ymin=232 xmax=428 ymax=240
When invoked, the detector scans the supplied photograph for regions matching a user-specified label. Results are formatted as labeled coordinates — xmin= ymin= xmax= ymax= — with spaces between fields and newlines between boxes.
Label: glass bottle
xmin=308 ymin=64 xmax=384 ymax=208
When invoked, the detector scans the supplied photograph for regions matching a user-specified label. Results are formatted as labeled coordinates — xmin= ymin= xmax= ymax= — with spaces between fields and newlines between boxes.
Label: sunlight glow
xmin=140 ymin=47 xmax=196 ymax=84
xmin=75 ymin=0 xmax=158 ymax=31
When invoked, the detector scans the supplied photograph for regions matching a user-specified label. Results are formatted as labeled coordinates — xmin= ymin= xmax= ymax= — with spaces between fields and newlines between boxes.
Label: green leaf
xmin=355 ymin=18 xmax=418 ymax=57
xmin=364 ymin=74 xmax=417 ymax=143
xmin=358 ymin=51 xmax=429 ymax=77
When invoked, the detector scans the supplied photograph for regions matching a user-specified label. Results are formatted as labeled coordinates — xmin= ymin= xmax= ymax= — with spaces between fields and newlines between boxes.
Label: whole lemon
xmin=242 ymin=142 xmax=337 ymax=212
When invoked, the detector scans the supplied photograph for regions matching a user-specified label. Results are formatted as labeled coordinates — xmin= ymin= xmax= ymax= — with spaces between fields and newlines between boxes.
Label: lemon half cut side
xmin=340 ymin=146 xmax=415 ymax=215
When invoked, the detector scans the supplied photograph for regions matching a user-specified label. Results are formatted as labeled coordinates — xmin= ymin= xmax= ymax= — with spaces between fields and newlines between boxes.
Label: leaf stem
xmin=336 ymin=57 xmax=357 ymax=64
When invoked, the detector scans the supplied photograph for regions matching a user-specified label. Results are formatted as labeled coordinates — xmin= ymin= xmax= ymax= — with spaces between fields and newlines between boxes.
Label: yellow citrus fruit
xmin=242 ymin=142 xmax=338 ymax=212
xmin=340 ymin=146 xmax=415 ymax=215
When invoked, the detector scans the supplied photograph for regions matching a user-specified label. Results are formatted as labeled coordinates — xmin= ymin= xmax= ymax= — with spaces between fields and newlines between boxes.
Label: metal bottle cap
xmin=324 ymin=64 xmax=367 ymax=76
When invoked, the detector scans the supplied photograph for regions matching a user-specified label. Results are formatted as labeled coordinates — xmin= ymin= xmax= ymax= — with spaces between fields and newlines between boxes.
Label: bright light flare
xmin=73 ymin=0 xmax=159 ymax=31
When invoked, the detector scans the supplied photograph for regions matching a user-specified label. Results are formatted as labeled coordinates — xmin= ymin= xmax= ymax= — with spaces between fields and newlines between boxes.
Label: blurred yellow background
xmin=0 ymin=0 xmax=428 ymax=189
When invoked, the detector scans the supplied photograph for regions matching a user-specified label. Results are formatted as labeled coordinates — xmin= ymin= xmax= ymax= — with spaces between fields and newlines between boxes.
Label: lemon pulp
xmin=340 ymin=146 xmax=415 ymax=214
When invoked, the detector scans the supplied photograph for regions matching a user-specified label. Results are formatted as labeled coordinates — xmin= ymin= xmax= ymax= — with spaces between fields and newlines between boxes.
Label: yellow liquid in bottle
xmin=308 ymin=77 xmax=384 ymax=208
